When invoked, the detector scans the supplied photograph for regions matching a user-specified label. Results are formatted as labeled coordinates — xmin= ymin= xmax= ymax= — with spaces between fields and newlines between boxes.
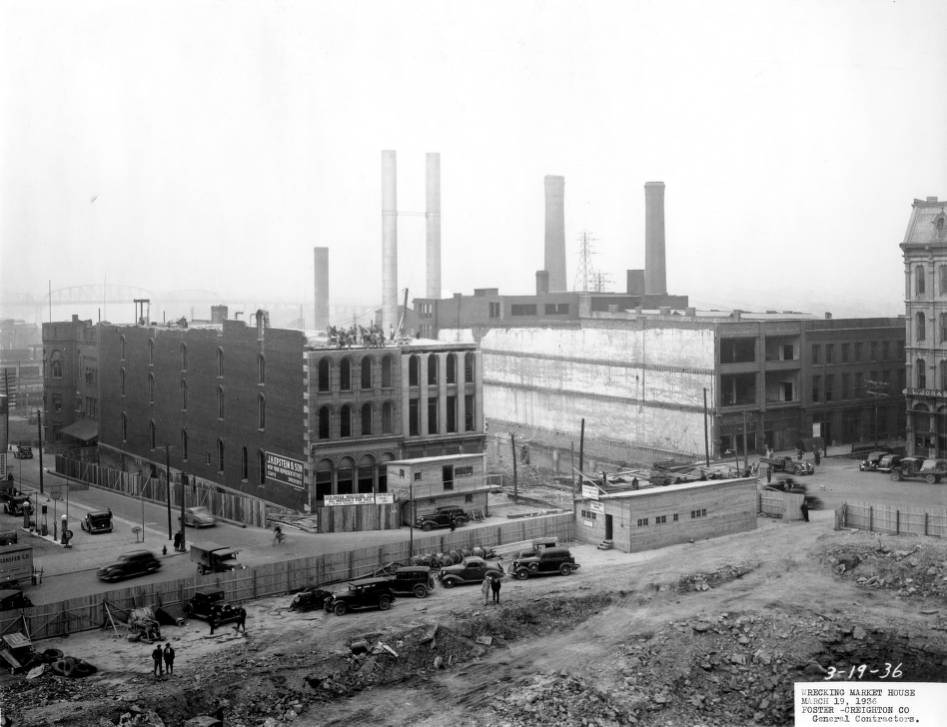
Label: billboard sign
xmin=265 ymin=452 xmax=305 ymax=490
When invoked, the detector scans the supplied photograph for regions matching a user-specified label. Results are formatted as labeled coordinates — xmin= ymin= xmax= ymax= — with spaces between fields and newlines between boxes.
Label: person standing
xmin=151 ymin=644 xmax=164 ymax=677
xmin=163 ymin=642 xmax=175 ymax=675
xmin=235 ymin=607 xmax=247 ymax=633
xmin=490 ymin=574 xmax=502 ymax=604
xmin=800 ymin=500 xmax=810 ymax=522
xmin=449 ymin=517 xmax=456 ymax=533
xmin=209 ymin=615 xmax=218 ymax=635
xmin=481 ymin=575 xmax=491 ymax=606
xmin=766 ymin=466 xmax=772 ymax=484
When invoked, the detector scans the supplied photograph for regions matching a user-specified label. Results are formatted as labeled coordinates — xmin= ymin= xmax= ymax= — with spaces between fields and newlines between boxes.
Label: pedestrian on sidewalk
xmin=151 ymin=644 xmax=164 ymax=676
xmin=481 ymin=576 xmax=491 ymax=606
xmin=163 ymin=642 xmax=175 ymax=675
xmin=209 ymin=615 xmax=218 ymax=635
xmin=234 ymin=607 xmax=247 ymax=633
xmin=800 ymin=500 xmax=810 ymax=522
xmin=490 ymin=574 xmax=502 ymax=604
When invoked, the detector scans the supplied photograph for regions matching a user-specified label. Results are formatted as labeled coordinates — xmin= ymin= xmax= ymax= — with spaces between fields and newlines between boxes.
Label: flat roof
xmin=588 ymin=476 xmax=757 ymax=501
xmin=387 ymin=453 xmax=485 ymax=466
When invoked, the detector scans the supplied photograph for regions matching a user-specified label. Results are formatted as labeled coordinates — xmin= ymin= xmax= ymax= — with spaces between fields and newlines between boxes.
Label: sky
xmin=3 ymin=0 xmax=947 ymax=326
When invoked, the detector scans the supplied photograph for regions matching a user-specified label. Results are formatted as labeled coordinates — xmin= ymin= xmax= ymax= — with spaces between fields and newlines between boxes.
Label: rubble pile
xmin=825 ymin=538 xmax=947 ymax=599
xmin=676 ymin=562 xmax=757 ymax=593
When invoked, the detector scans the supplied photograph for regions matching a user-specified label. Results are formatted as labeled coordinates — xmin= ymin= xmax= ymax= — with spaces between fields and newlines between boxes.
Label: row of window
xmin=910 ymin=311 xmax=947 ymax=344
xmin=811 ymin=370 xmax=900 ymax=402
xmin=912 ymin=260 xmax=947 ymax=297
xmin=579 ymin=511 xmax=707 ymax=526
xmin=911 ymin=358 xmax=947 ymax=391
xmin=121 ymin=337 xmax=267 ymax=384
xmin=811 ymin=340 xmax=903 ymax=365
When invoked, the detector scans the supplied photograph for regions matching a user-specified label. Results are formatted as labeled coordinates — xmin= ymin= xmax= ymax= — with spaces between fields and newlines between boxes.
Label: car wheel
xmin=890 ymin=472 xmax=901 ymax=481
xmin=514 ymin=568 xmax=530 ymax=580
xmin=421 ymin=522 xmax=433 ymax=531
xmin=528 ymin=562 xmax=539 ymax=572
xmin=334 ymin=602 xmax=347 ymax=616
xmin=559 ymin=563 xmax=573 ymax=576
xmin=324 ymin=600 xmax=334 ymax=613
xmin=412 ymin=584 xmax=428 ymax=598
xmin=442 ymin=578 xmax=456 ymax=588
xmin=378 ymin=595 xmax=392 ymax=610
xmin=925 ymin=474 xmax=936 ymax=485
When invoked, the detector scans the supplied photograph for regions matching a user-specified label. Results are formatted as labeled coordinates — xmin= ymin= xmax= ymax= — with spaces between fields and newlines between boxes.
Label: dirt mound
xmin=676 ymin=562 xmax=758 ymax=593
xmin=824 ymin=538 xmax=947 ymax=599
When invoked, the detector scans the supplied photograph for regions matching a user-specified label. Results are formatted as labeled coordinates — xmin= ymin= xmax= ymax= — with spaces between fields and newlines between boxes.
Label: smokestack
xmin=381 ymin=150 xmax=398 ymax=335
xmin=544 ymin=175 xmax=566 ymax=292
xmin=536 ymin=270 xmax=550 ymax=295
xmin=644 ymin=181 xmax=667 ymax=296
xmin=425 ymin=152 xmax=441 ymax=299
xmin=313 ymin=247 xmax=329 ymax=330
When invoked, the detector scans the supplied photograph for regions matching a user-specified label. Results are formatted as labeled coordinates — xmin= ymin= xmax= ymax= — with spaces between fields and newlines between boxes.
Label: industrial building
xmin=901 ymin=195 xmax=947 ymax=456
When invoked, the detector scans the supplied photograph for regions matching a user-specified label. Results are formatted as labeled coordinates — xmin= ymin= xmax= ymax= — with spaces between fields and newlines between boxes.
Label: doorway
xmin=604 ymin=514 xmax=613 ymax=541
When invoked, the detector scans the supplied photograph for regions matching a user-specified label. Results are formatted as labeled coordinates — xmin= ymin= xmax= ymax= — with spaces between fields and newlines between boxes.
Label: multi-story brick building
xmin=46 ymin=308 xmax=485 ymax=511
xmin=901 ymin=195 xmax=947 ymax=456
xmin=41 ymin=315 xmax=99 ymax=449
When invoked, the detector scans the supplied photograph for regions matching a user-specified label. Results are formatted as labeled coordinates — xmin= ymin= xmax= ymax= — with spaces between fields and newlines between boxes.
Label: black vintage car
xmin=324 ymin=578 xmax=394 ymax=616
xmin=511 ymin=547 xmax=580 ymax=579
xmin=80 ymin=510 xmax=114 ymax=534
xmin=438 ymin=556 xmax=504 ymax=587
xmin=289 ymin=585 xmax=333 ymax=612
xmin=415 ymin=506 xmax=469 ymax=531
xmin=0 ymin=589 xmax=32 ymax=611
xmin=184 ymin=589 xmax=244 ymax=625
xmin=386 ymin=566 xmax=435 ymax=598
xmin=96 ymin=550 xmax=162 ymax=582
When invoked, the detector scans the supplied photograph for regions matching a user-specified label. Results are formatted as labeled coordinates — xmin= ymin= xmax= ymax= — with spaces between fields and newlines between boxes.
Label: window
xmin=120 ymin=367 xmax=126 ymax=396
xmin=217 ymin=439 xmax=224 ymax=472
xmin=427 ymin=355 xmax=438 ymax=385
xmin=464 ymin=394 xmax=475 ymax=431
xmin=361 ymin=403 xmax=372 ymax=435
xmin=636 ymin=518 xmax=649 ymax=527
xmin=258 ymin=394 xmax=265 ymax=429
xmin=940 ymin=361 xmax=947 ymax=390
xmin=446 ymin=354 xmax=457 ymax=384
xmin=464 ymin=493 xmax=473 ymax=503
xmin=455 ymin=465 xmax=473 ymax=477
xmin=442 ymin=465 xmax=454 ymax=491
xmin=854 ymin=342 xmax=863 ymax=361
xmin=259 ymin=451 xmax=266 ymax=485
xmin=489 ymin=302 xmax=501 ymax=318
xmin=409 ymin=398 xmax=420 ymax=435
xmin=721 ymin=338 xmax=756 ymax=364
xmin=381 ymin=355 xmax=393 ymax=388
xmin=916 ymin=264 xmax=926 ymax=295
xmin=916 ymin=312 xmax=926 ymax=342
xmin=216 ymin=348 xmax=224 ymax=377
xmin=782 ymin=344 xmax=794 ymax=361
xmin=825 ymin=344 xmax=834 ymax=364
xmin=318 ymin=406 xmax=330 ymax=439
xmin=381 ymin=401 xmax=393 ymax=434
xmin=242 ymin=446 xmax=248 ymax=481
xmin=217 ymin=385 xmax=225 ymax=418
xmin=544 ymin=303 xmax=570 ymax=315
xmin=811 ymin=344 xmax=820 ymax=364
xmin=149 ymin=420 xmax=156 ymax=450
xmin=655 ymin=515 xmax=667 ymax=524
xmin=854 ymin=372 xmax=863 ymax=395
xmin=940 ymin=314 xmax=947 ymax=343
xmin=940 ymin=265 xmax=947 ymax=295
xmin=428 ymin=397 xmax=438 ymax=433
xmin=580 ymin=509 xmax=598 ymax=520
xmin=318 ymin=358 xmax=330 ymax=391
xmin=446 ymin=395 xmax=457 ymax=432
xmin=690 ymin=508 xmax=707 ymax=519
xmin=52 ymin=393 xmax=62 ymax=412
xmin=825 ymin=374 xmax=834 ymax=402
xmin=340 ymin=358 xmax=351 ymax=390
xmin=721 ymin=373 xmax=756 ymax=406
xmin=672 ymin=513 xmax=679 ymax=522
xmin=122 ymin=413 xmax=128 ymax=442
xmin=511 ymin=304 xmax=537 ymax=316
xmin=464 ymin=353 xmax=475 ymax=383
xmin=917 ymin=358 xmax=927 ymax=389
xmin=870 ymin=341 xmax=879 ymax=361
xmin=149 ymin=373 xmax=156 ymax=404
xmin=50 ymin=351 xmax=63 ymax=378
xmin=181 ymin=429 xmax=188 ymax=460
xmin=181 ymin=380 xmax=188 ymax=410
xmin=409 ymin=355 xmax=420 ymax=386
xmin=841 ymin=373 xmax=850 ymax=399
xmin=258 ymin=354 xmax=266 ymax=384
xmin=360 ymin=358 xmax=372 ymax=389
xmin=841 ymin=343 xmax=850 ymax=363
xmin=180 ymin=343 xmax=188 ymax=371
xmin=882 ymin=341 xmax=890 ymax=360
xmin=340 ymin=405 xmax=351 ymax=437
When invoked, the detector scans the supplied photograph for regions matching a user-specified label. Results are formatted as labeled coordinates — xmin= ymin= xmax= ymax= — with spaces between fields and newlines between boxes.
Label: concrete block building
xmin=386 ymin=453 xmax=490 ymax=524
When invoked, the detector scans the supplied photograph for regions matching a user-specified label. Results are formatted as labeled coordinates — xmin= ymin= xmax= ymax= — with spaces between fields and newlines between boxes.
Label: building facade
xmin=901 ymin=195 xmax=947 ymax=456
xmin=41 ymin=315 xmax=99 ymax=450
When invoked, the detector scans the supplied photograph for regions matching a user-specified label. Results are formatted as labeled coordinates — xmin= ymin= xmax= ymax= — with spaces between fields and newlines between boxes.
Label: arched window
xmin=340 ymin=404 xmax=352 ymax=437
xmin=917 ymin=358 xmax=927 ymax=389
xmin=361 ymin=403 xmax=373 ymax=435
xmin=258 ymin=394 xmax=266 ymax=429
xmin=360 ymin=357 xmax=372 ymax=389
xmin=315 ymin=459 xmax=333 ymax=501
xmin=180 ymin=380 xmax=188 ymax=410
xmin=121 ymin=412 xmax=128 ymax=442
xmin=381 ymin=355 xmax=393 ymax=388
xmin=337 ymin=457 xmax=355 ymax=495
xmin=357 ymin=454 xmax=374 ymax=493
xmin=217 ymin=439 xmax=225 ymax=472
xmin=50 ymin=351 xmax=63 ymax=378
xmin=409 ymin=355 xmax=420 ymax=386
xmin=446 ymin=353 xmax=457 ymax=384
xmin=940 ymin=360 xmax=947 ymax=390
xmin=916 ymin=312 xmax=926 ymax=342
xmin=381 ymin=401 xmax=393 ymax=434
xmin=217 ymin=385 xmax=225 ymax=419
xmin=120 ymin=335 xmax=126 ymax=360
xmin=216 ymin=347 xmax=224 ymax=377
xmin=427 ymin=355 xmax=439 ymax=385
xmin=242 ymin=446 xmax=248 ymax=481
xmin=318 ymin=406 xmax=331 ymax=439
xmin=340 ymin=357 xmax=352 ymax=391
xmin=120 ymin=367 xmax=126 ymax=396
xmin=318 ymin=359 xmax=330 ymax=391
xmin=149 ymin=339 xmax=155 ymax=365
xmin=181 ymin=429 xmax=189 ymax=460
xmin=465 ymin=352 xmax=476 ymax=382
xmin=149 ymin=373 xmax=156 ymax=404
xmin=258 ymin=354 xmax=265 ymax=384
xmin=916 ymin=264 xmax=926 ymax=296
xmin=180 ymin=343 xmax=188 ymax=371
xmin=149 ymin=420 xmax=156 ymax=450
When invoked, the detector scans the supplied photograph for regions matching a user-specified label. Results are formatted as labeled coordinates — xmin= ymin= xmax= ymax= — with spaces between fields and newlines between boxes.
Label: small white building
xmin=386 ymin=453 xmax=490 ymax=524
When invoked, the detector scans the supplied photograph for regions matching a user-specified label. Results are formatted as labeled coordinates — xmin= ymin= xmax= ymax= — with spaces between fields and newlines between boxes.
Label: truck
xmin=189 ymin=542 xmax=244 ymax=575
xmin=0 ymin=544 xmax=33 ymax=589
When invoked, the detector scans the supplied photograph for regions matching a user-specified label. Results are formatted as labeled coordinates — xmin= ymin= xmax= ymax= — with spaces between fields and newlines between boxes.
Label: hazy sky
xmin=3 ymin=0 xmax=946 ymax=325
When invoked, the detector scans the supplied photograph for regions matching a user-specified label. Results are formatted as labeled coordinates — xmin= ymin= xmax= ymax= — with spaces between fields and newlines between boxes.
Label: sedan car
xmin=438 ymin=556 xmax=504 ymax=587
xmin=289 ymin=585 xmax=333 ymax=612
xmin=184 ymin=506 xmax=216 ymax=528
xmin=97 ymin=550 xmax=162 ymax=582
xmin=323 ymin=578 xmax=394 ymax=616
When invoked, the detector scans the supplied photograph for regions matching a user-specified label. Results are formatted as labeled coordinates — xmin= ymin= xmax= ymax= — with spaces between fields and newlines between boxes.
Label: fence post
xmin=869 ymin=506 xmax=873 ymax=532
xmin=924 ymin=511 xmax=929 ymax=536
xmin=896 ymin=509 xmax=900 ymax=535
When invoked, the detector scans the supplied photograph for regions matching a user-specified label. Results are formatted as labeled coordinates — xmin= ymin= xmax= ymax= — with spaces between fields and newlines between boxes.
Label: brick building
xmin=41 ymin=315 xmax=99 ymax=450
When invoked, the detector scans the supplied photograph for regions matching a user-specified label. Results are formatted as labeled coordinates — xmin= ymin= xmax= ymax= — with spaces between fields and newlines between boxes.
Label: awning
xmin=59 ymin=419 xmax=98 ymax=442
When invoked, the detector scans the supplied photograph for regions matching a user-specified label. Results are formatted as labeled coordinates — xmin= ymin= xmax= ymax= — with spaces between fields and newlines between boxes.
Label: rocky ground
xmin=2 ymin=514 xmax=946 ymax=727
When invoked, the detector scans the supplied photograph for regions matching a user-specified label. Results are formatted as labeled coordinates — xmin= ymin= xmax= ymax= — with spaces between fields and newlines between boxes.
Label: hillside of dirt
xmin=2 ymin=518 xmax=946 ymax=727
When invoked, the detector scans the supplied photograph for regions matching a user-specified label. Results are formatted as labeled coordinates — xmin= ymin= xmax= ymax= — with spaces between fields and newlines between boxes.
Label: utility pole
xmin=179 ymin=472 xmax=187 ymax=551
xmin=37 ymin=410 xmax=44 ymax=495
xmin=165 ymin=444 xmax=172 ymax=540
xmin=703 ymin=388 xmax=710 ymax=466
xmin=510 ymin=433 xmax=518 ymax=502
xmin=578 ymin=419 xmax=585 ymax=481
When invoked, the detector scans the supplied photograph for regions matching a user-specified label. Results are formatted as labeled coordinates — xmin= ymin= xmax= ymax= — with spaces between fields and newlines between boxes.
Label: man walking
xmin=481 ymin=575 xmax=491 ymax=606
xmin=151 ymin=644 xmax=164 ymax=677
xmin=209 ymin=615 xmax=218 ymax=635
xmin=235 ymin=607 xmax=247 ymax=633
xmin=163 ymin=642 xmax=175 ymax=675
xmin=800 ymin=500 xmax=810 ymax=522
xmin=490 ymin=574 xmax=502 ymax=605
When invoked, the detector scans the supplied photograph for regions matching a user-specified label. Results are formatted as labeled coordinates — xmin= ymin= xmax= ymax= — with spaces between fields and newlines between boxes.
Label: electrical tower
xmin=574 ymin=231 xmax=599 ymax=292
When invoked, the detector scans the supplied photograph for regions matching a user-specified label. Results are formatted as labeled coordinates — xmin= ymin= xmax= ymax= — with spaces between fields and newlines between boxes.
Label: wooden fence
xmin=313 ymin=504 xmax=401 ymax=532
xmin=0 ymin=513 xmax=574 ymax=641
xmin=835 ymin=502 xmax=947 ymax=538
xmin=758 ymin=490 xmax=805 ymax=520
xmin=54 ymin=455 xmax=270 ymax=528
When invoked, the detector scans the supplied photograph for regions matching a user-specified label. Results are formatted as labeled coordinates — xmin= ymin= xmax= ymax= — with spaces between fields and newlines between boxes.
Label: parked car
xmin=189 ymin=542 xmax=243 ymax=575
xmin=762 ymin=455 xmax=814 ymax=476
xmin=438 ymin=556 xmax=504 ymax=587
xmin=184 ymin=588 xmax=244 ymax=625
xmin=891 ymin=457 xmax=947 ymax=484
xmin=184 ymin=506 xmax=216 ymax=528
xmin=876 ymin=454 xmax=904 ymax=473
xmin=764 ymin=479 xmax=824 ymax=510
xmin=511 ymin=547 xmax=580 ymax=579
xmin=80 ymin=510 xmax=113 ymax=534
xmin=416 ymin=506 xmax=469 ymax=531
xmin=386 ymin=566 xmax=435 ymax=598
xmin=0 ymin=589 xmax=32 ymax=611
xmin=289 ymin=585 xmax=333 ymax=612
xmin=2 ymin=494 xmax=31 ymax=516
xmin=859 ymin=450 xmax=889 ymax=472
xmin=323 ymin=578 xmax=394 ymax=616
xmin=97 ymin=550 xmax=162 ymax=582
xmin=12 ymin=445 xmax=33 ymax=459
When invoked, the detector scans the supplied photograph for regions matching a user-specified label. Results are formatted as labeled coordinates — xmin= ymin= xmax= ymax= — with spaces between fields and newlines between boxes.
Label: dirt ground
xmin=2 ymin=509 xmax=947 ymax=727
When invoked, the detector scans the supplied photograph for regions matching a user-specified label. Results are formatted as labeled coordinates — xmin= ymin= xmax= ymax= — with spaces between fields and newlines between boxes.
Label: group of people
xmin=327 ymin=322 xmax=390 ymax=349
xmin=151 ymin=642 xmax=175 ymax=677
xmin=480 ymin=573 xmax=502 ymax=605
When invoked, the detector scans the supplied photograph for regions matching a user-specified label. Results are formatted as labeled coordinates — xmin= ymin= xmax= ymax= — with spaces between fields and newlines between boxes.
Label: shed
xmin=386 ymin=453 xmax=489 ymax=523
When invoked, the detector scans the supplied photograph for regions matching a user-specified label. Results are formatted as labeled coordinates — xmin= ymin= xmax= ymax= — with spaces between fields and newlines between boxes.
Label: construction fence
xmin=834 ymin=501 xmax=947 ymax=538
xmin=0 ymin=512 xmax=574 ymax=642
xmin=757 ymin=489 xmax=805 ymax=520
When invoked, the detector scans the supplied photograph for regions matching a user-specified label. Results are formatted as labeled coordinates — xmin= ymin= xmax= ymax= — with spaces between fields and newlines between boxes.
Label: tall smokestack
xmin=544 ymin=175 xmax=566 ymax=292
xmin=644 ymin=181 xmax=667 ymax=296
xmin=313 ymin=246 xmax=329 ymax=331
xmin=425 ymin=152 xmax=441 ymax=299
xmin=381 ymin=150 xmax=398 ymax=334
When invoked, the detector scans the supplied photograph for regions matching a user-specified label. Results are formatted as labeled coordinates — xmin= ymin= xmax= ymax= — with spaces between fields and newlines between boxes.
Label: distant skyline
xmin=3 ymin=1 xmax=946 ymax=326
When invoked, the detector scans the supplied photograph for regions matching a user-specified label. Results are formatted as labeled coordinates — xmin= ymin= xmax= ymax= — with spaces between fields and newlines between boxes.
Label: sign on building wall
xmin=324 ymin=492 xmax=395 ymax=506
xmin=581 ymin=484 xmax=600 ymax=500
xmin=375 ymin=493 xmax=394 ymax=504
xmin=265 ymin=452 xmax=305 ymax=490
xmin=589 ymin=500 xmax=604 ymax=514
